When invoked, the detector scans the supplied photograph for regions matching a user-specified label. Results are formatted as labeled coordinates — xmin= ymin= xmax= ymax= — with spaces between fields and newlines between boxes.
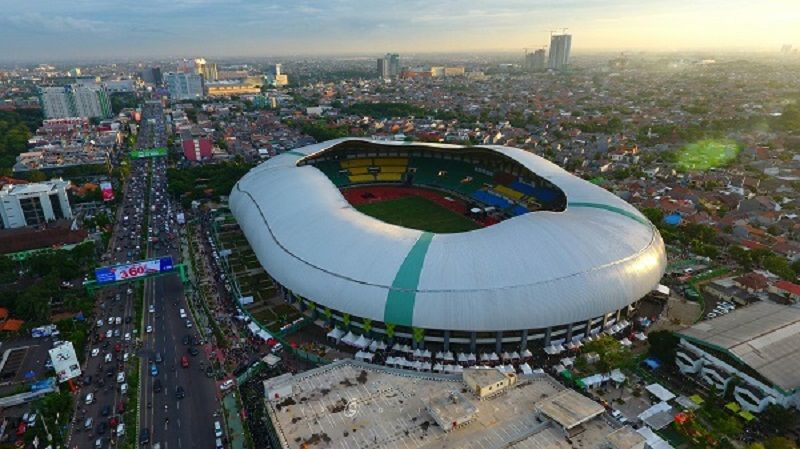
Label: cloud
xmin=4 ymin=12 xmax=108 ymax=33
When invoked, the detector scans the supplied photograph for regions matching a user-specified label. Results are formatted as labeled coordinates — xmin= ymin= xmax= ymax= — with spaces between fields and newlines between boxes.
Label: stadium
xmin=229 ymin=138 xmax=667 ymax=353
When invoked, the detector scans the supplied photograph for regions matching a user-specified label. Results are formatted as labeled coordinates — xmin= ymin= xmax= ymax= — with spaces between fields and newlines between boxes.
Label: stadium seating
xmin=313 ymin=160 xmax=350 ymax=187
xmin=493 ymin=185 xmax=525 ymax=202
xmin=373 ymin=158 xmax=408 ymax=166
xmin=349 ymin=174 xmax=376 ymax=184
xmin=340 ymin=158 xmax=373 ymax=169
xmin=510 ymin=181 xmax=559 ymax=204
xmin=380 ymin=166 xmax=408 ymax=174
xmin=376 ymin=173 xmax=403 ymax=182
xmin=510 ymin=205 xmax=529 ymax=216
xmin=472 ymin=190 xmax=511 ymax=209
xmin=348 ymin=166 xmax=371 ymax=175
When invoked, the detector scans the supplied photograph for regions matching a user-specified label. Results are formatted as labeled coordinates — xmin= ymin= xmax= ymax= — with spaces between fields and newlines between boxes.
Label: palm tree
xmin=385 ymin=323 xmax=396 ymax=344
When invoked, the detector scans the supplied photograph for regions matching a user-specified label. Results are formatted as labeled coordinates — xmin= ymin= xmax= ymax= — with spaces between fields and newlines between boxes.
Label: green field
xmin=677 ymin=139 xmax=740 ymax=171
xmin=355 ymin=196 xmax=479 ymax=233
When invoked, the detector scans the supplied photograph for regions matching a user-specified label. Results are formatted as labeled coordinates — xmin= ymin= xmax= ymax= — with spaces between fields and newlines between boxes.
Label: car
xmin=150 ymin=364 xmax=158 ymax=377
xmin=95 ymin=437 xmax=104 ymax=449
xmin=101 ymin=405 xmax=111 ymax=417
xmin=106 ymin=367 xmax=114 ymax=377
xmin=114 ymin=343 xmax=122 ymax=353
xmin=219 ymin=379 xmax=234 ymax=391
xmin=153 ymin=379 xmax=162 ymax=393
xmin=92 ymin=348 xmax=100 ymax=357
xmin=179 ymin=309 xmax=187 ymax=319
xmin=181 ymin=356 xmax=189 ymax=368
xmin=113 ymin=329 xmax=121 ymax=337
xmin=120 ymin=383 xmax=128 ymax=395
xmin=116 ymin=423 xmax=125 ymax=437
xmin=140 ymin=428 xmax=150 ymax=445
xmin=175 ymin=386 xmax=185 ymax=399
xmin=155 ymin=352 xmax=163 ymax=364
xmin=124 ymin=332 xmax=131 ymax=341
xmin=84 ymin=417 xmax=94 ymax=429
xmin=182 ymin=335 xmax=190 ymax=345
xmin=105 ymin=330 xmax=112 ymax=339
xmin=83 ymin=375 xmax=93 ymax=386
xmin=116 ymin=372 xmax=125 ymax=384
xmin=117 ymin=402 xmax=125 ymax=414
xmin=107 ymin=317 xmax=114 ymax=325
xmin=125 ymin=316 xmax=132 ymax=324
xmin=148 ymin=305 xmax=155 ymax=313
xmin=108 ymin=416 xmax=119 ymax=427
xmin=185 ymin=320 xmax=193 ymax=328
xmin=216 ymin=438 xmax=224 ymax=449
xmin=85 ymin=393 xmax=94 ymax=405
xmin=115 ymin=317 xmax=122 ymax=325
xmin=188 ymin=347 xmax=199 ymax=356
xmin=105 ymin=353 xmax=113 ymax=363
xmin=96 ymin=421 xmax=108 ymax=435
xmin=214 ymin=420 xmax=223 ymax=438
xmin=96 ymin=319 xmax=104 ymax=328
xmin=146 ymin=325 xmax=153 ymax=333
xmin=123 ymin=352 xmax=129 ymax=362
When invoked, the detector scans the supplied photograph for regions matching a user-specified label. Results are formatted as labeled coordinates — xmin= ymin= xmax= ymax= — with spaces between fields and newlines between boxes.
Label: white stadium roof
xmin=229 ymin=138 xmax=666 ymax=332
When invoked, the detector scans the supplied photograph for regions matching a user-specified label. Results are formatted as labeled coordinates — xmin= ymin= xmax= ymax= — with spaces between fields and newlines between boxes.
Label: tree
xmin=647 ymin=330 xmax=678 ymax=364
xmin=582 ymin=334 xmax=634 ymax=372
xmin=765 ymin=436 xmax=798 ymax=449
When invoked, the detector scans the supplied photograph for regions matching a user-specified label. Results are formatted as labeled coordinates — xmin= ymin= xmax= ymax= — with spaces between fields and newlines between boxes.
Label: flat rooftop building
xmin=676 ymin=302 xmax=800 ymax=412
xmin=261 ymin=360 xmax=620 ymax=449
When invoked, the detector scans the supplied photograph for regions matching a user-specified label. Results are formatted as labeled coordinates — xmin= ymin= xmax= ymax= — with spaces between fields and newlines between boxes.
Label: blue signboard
xmin=95 ymin=256 xmax=174 ymax=284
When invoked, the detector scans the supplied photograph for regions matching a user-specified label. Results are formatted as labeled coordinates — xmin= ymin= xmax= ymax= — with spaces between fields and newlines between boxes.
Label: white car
xmin=123 ymin=352 xmax=129 ymax=362
xmin=105 ymin=353 xmax=113 ymax=363
xmin=116 ymin=372 xmax=125 ymax=384
xmin=148 ymin=305 xmax=155 ymax=313
xmin=105 ymin=329 xmax=113 ymax=339
xmin=115 ymin=317 xmax=122 ymax=325
xmin=185 ymin=320 xmax=192 ymax=328
xmin=107 ymin=317 xmax=114 ymax=325
xmin=146 ymin=325 xmax=153 ymax=333
xmin=91 ymin=348 xmax=100 ymax=357
xmin=96 ymin=319 xmax=104 ymax=327
xmin=120 ymin=383 xmax=128 ymax=394
xmin=219 ymin=379 xmax=234 ymax=391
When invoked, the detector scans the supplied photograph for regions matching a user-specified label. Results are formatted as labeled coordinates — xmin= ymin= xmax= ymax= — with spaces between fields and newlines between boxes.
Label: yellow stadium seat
xmin=494 ymin=185 xmax=524 ymax=201
xmin=376 ymin=173 xmax=403 ymax=182
xmin=373 ymin=158 xmax=408 ymax=166
xmin=340 ymin=158 xmax=373 ymax=169
xmin=380 ymin=166 xmax=407 ymax=174
xmin=348 ymin=166 xmax=370 ymax=175
xmin=348 ymin=174 xmax=375 ymax=183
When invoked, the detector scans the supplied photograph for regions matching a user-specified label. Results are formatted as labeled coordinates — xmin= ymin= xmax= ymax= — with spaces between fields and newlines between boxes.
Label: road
xmin=136 ymin=102 xmax=220 ymax=449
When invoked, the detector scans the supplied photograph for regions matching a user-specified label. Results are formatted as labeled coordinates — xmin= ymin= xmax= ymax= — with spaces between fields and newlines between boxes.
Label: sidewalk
xmin=222 ymin=392 xmax=246 ymax=449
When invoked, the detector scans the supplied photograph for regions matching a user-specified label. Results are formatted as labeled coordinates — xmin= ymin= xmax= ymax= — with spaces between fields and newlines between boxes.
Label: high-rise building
xmin=548 ymin=34 xmax=572 ymax=71
xmin=164 ymin=72 xmax=205 ymax=100
xmin=524 ymin=49 xmax=547 ymax=71
xmin=140 ymin=67 xmax=163 ymax=85
xmin=194 ymin=58 xmax=218 ymax=81
xmin=39 ymin=85 xmax=111 ymax=119
xmin=0 ymin=178 xmax=72 ymax=229
xmin=377 ymin=53 xmax=400 ymax=79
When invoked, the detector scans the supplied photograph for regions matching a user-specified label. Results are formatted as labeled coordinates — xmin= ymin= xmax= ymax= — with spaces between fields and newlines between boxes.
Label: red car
xmin=109 ymin=416 xmax=119 ymax=427
xmin=181 ymin=356 xmax=189 ymax=368
xmin=117 ymin=402 xmax=125 ymax=414
xmin=114 ymin=343 xmax=122 ymax=353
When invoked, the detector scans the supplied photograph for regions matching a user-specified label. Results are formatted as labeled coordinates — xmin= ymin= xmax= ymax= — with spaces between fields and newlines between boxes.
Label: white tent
xmin=510 ymin=351 xmax=520 ymax=360
xmin=342 ymin=331 xmax=357 ymax=346
xmin=620 ymin=338 xmax=632 ymax=347
xmin=634 ymin=332 xmax=647 ymax=341
xmin=443 ymin=365 xmax=455 ymax=373
xmin=422 ymin=362 xmax=432 ymax=371
xmin=489 ymin=353 xmax=499 ymax=362
xmin=519 ymin=363 xmax=533 ymax=375
xmin=327 ymin=328 xmax=344 ymax=340
xmin=400 ymin=344 xmax=411 ymax=353
xmin=385 ymin=356 xmax=396 ymax=366
xmin=435 ymin=351 xmax=444 ymax=360
xmin=433 ymin=363 xmax=443 ymax=372
xmin=353 ymin=334 xmax=371 ymax=349
xmin=532 ymin=368 xmax=545 ymax=374
xmin=421 ymin=349 xmax=432 ymax=359
xmin=645 ymin=383 xmax=676 ymax=402
xmin=443 ymin=351 xmax=454 ymax=361
xmin=521 ymin=349 xmax=533 ymax=358
xmin=480 ymin=353 xmax=490 ymax=362
xmin=392 ymin=343 xmax=403 ymax=352
xmin=453 ymin=365 xmax=464 ymax=373
xmin=413 ymin=348 xmax=423 ymax=359
xmin=501 ymin=352 xmax=511 ymax=361
xmin=375 ymin=341 xmax=387 ymax=350
xmin=467 ymin=353 xmax=477 ymax=362
xmin=457 ymin=353 xmax=468 ymax=363
xmin=257 ymin=330 xmax=272 ymax=341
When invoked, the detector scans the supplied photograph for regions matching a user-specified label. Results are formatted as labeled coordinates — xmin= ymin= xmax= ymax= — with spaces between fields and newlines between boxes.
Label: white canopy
xmin=480 ymin=353 xmax=490 ymax=362
xmin=443 ymin=351 xmax=454 ymax=361
xmin=501 ymin=352 xmax=511 ymax=360
xmin=327 ymin=328 xmax=344 ymax=340
xmin=422 ymin=349 xmax=432 ymax=359
xmin=510 ymin=351 xmax=520 ymax=360
xmin=489 ymin=352 xmax=500 ymax=361
xmin=457 ymin=353 xmax=468 ymax=362
xmin=353 ymin=334 xmax=371 ymax=349
xmin=433 ymin=363 xmax=444 ymax=372
xmin=467 ymin=353 xmax=477 ymax=362
xmin=620 ymin=338 xmax=632 ymax=347
xmin=342 ymin=331 xmax=357 ymax=345
xmin=521 ymin=349 xmax=533 ymax=358
xmin=519 ymin=363 xmax=533 ymax=375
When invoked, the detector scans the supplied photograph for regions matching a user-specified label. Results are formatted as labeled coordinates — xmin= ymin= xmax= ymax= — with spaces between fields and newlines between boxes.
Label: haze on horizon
xmin=1 ymin=0 xmax=799 ymax=62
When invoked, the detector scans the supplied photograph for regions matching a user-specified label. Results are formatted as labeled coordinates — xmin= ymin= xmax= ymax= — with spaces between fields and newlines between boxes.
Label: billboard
xmin=49 ymin=342 xmax=81 ymax=383
xmin=95 ymin=256 xmax=174 ymax=284
xmin=130 ymin=147 xmax=168 ymax=159
xmin=100 ymin=181 xmax=114 ymax=202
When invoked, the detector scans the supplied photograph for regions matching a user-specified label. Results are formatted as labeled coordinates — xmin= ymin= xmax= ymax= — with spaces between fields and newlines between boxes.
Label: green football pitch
xmin=354 ymin=195 xmax=480 ymax=234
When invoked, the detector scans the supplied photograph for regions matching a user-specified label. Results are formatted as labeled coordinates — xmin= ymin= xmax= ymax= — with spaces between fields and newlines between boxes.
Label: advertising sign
xmin=100 ymin=181 xmax=114 ymax=202
xmin=48 ymin=342 xmax=81 ymax=383
xmin=129 ymin=147 xmax=168 ymax=159
xmin=95 ymin=256 xmax=174 ymax=284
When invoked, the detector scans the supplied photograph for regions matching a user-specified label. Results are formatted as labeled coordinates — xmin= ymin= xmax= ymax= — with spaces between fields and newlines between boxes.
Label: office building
xmin=548 ymin=34 xmax=572 ymax=71
xmin=377 ymin=53 xmax=400 ymax=79
xmin=194 ymin=58 xmax=218 ymax=81
xmin=164 ymin=72 xmax=205 ymax=100
xmin=39 ymin=85 xmax=111 ymax=119
xmin=0 ymin=178 xmax=72 ymax=229
xmin=140 ymin=67 xmax=163 ymax=85
xmin=525 ymin=49 xmax=547 ymax=71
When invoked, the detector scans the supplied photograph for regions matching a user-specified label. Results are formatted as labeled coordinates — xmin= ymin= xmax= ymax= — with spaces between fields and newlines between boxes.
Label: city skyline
xmin=1 ymin=0 xmax=799 ymax=62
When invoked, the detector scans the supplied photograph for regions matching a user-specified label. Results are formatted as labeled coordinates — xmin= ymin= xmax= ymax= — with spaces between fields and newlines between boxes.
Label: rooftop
xmin=264 ymin=361 xmax=616 ymax=449
xmin=677 ymin=302 xmax=800 ymax=392
xmin=606 ymin=426 xmax=646 ymax=449
xmin=535 ymin=388 xmax=606 ymax=430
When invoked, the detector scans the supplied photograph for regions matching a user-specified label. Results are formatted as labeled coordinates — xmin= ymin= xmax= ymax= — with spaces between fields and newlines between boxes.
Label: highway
xmin=136 ymin=102 xmax=220 ymax=449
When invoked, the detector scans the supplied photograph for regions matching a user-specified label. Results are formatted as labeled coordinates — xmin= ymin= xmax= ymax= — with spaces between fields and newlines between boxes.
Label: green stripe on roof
xmin=568 ymin=202 xmax=650 ymax=226
xmin=384 ymin=232 xmax=434 ymax=327
xmin=284 ymin=150 xmax=306 ymax=157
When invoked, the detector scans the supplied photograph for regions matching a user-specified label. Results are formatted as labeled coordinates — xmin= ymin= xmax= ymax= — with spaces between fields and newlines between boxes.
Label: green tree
xmin=765 ymin=436 xmax=798 ymax=449
xmin=647 ymin=330 xmax=678 ymax=364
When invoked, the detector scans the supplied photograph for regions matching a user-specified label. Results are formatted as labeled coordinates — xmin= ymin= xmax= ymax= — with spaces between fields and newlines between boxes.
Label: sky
xmin=1 ymin=0 xmax=799 ymax=61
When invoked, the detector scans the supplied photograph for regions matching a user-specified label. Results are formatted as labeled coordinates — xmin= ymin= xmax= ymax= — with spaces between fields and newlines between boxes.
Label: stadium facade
xmin=230 ymin=138 xmax=667 ymax=352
